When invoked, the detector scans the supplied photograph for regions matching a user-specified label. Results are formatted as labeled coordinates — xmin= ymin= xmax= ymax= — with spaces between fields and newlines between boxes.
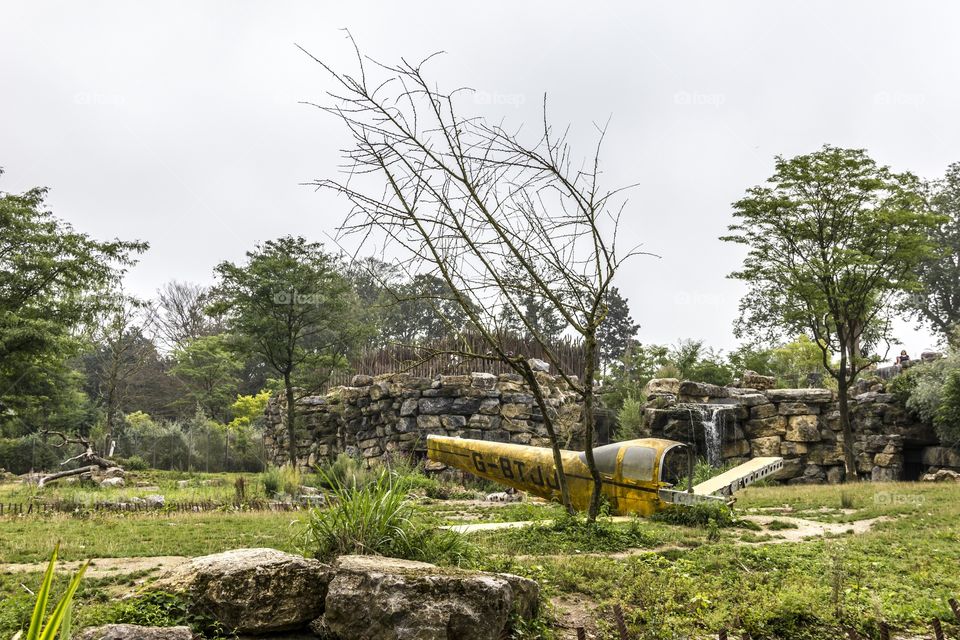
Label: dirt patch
xmin=0 ymin=555 xmax=185 ymax=579
xmin=738 ymin=515 xmax=888 ymax=543
xmin=551 ymin=593 xmax=602 ymax=639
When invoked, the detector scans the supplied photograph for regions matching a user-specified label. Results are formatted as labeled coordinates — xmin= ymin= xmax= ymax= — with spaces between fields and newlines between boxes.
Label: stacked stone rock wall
xmin=642 ymin=378 xmax=948 ymax=484
xmin=263 ymin=372 xmax=582 ymax=469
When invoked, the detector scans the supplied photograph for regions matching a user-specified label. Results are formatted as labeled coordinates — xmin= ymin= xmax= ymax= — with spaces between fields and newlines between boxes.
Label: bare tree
xmin=305 ymin=39 xmax=646 ymax=519
xmin=152 ymin=280 xmax=223 ymax=351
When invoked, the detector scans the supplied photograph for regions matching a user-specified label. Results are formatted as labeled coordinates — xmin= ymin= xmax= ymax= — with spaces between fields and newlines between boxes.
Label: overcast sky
xmin=2 ymin=1 xmax=957 ymax=361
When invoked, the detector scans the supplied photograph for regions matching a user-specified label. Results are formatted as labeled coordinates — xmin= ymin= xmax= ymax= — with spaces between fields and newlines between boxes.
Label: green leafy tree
xmin=722 ymin=146 xmax=941 ymax=479
xmin=0 ymin=170 xmax=146 ymax=437
xmin=596 ymin=287 xmax=640 ymax=369
xmin=380 ymin=274 xmax=469 ymax=344
xmin=170 ymin=334 xmax=243 ymax=422
xmin=210 ymin=236 xmax=364 ymax=466
xmin=902 ymin=162 xmax=960 ymax=346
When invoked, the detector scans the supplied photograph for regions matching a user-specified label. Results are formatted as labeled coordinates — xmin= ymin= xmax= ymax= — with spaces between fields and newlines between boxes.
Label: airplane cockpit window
xmin=579 ymin=443 xmax=620 ymax=475
xmin=620 ymin=446 xmax=656 ymax=482
xmin=659 ymin=445 xmax=688 ymax=487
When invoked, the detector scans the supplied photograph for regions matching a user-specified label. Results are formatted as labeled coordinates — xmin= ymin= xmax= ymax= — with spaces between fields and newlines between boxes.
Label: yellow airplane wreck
xmin=426 ymin=435 xmax=784 ymax=516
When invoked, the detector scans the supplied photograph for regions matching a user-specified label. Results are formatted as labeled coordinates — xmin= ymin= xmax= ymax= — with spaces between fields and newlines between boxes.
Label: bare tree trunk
xmin=521 ymin=368 xmax=574 ymax=514
xmin=284 ymin=371 xmax=297 ymax=468
xmin=583 ymin=337 xmax=603 ymax=521
xmin=836 ymin=349 xmax=859 ymax=481
xmin=37 ymin=465 xmax=100 ymax=488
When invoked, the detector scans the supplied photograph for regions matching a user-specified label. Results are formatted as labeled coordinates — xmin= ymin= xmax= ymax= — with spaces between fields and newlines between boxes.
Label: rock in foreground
xmin=153 ymin=548 xmax=330 ymax=634
xmin=321 ymin=555 xmax=539 ymax=640
xmin=76 ymin=625 xmax=192 ymax=640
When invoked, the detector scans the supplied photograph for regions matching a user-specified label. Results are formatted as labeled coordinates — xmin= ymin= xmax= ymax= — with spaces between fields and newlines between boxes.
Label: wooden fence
xmin=324 ymin=334 xmax=588 ymax=390
xmin=586 ymin=600 xmax=960 ymax=640
xmin=0 ymin=499 xmax=307 ymax=517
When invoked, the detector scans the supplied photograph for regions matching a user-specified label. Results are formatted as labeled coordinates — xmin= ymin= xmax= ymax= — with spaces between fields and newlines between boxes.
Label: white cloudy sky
xmin=2 ymin=1 xmax=957 ymax=361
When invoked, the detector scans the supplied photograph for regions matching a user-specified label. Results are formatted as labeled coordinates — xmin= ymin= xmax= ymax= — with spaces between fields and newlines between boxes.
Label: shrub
xmin=616 ymin=398 xmax=645 ymax=440
xmin=889 ymin=352 xmax=960 ymax=445
xmin=302 ymin=466 xmax=474 ymax=566
xmin=651 ymin=500 xmax=735 ymax=528
xmin=935 ymin=368 xmax=960 ymax=445
xmin=673 ymin=458 xmax=733 ymax=491
xmin=314 ymin=454 xmax=368 ymax=489
xmin=262 ymin=464 xmax=302 ymax=497
xmin=116 ymin=455 xmax=149 ymax=471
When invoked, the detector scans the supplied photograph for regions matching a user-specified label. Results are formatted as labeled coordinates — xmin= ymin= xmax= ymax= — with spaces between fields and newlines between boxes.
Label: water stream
xmin=685 ymin=404 xmax=728 ymax=466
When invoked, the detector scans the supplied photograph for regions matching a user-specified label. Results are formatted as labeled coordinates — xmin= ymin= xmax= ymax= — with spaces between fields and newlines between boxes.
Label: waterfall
xmin=685 ymin=404 xmax=727 ymax=467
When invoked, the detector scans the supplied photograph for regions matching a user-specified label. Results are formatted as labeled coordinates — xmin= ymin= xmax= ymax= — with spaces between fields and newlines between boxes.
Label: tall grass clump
xmin=13 ymin=544 xmax=87 ymax=640
xmin=313 ymin=453 xmax=377 ymax=491
xmin=262 ymin=464 xmax=302 ymax=497
xmin=301 ymin=466 xmax=474 ymax=566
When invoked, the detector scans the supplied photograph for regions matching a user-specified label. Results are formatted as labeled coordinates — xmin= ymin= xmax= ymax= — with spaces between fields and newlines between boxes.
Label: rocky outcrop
xmin=142 ymin=550 xmax=540 ymax=639
xmin=642 ymin=377 xmax=946 ymax=484
xmin=153 ymin=548 xmax=331 ymax=634
xmin=263 ymin=372 xmax=582 ymax=469
xmin=75 ymin=626 xmax=192 ymax=640
xmin=319 ymin=555 xmax=539 ymax=640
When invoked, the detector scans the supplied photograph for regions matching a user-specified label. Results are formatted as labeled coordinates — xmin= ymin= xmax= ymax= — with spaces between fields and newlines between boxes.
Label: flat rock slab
xmin=76 ymin=625 xmax=193 ymax=640
xmin=765 ymin=388 xmax=833 ymax=403
xmin=322 ymin=555 xmax=539 ymax=640
xmin=153 ymin=548 xmax=330 ymax=635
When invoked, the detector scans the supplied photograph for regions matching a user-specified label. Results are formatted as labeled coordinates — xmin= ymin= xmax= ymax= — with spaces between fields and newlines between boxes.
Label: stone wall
xmin=263 ymin=372 xmax=582 ymax=469
xmin=642 ymin=377 xmax=952 ymax=484
xmin=263 ymin=369 xmax=959 ymax=484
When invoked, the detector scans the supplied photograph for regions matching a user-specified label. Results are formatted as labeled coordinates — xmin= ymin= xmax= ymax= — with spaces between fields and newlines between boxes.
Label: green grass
xmin=2 ymin=476 xmax=959 ymax=639
xmin=0 ymin=470 xmax=268 ymax=507
xmin=0 ymin=511 xmax=303 ymax=563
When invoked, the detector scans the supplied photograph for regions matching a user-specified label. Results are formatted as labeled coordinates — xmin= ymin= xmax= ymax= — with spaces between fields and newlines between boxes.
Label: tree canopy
xmin=722 ymin=145 xmax=941 ymax=478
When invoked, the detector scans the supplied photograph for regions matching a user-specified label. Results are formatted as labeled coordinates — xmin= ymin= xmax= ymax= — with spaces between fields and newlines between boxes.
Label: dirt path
xmin=0 ymin=555 xmax=185 ymax=579
xmin=738 ymin=514 xmax=888 ymax=543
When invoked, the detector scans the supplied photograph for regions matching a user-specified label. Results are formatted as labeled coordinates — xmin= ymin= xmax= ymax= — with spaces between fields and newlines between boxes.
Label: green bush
xmin=889 ymin=352 xmax=960 ymax=446
xmin=116 ymin=455 xmax=149 ymax=471
xmin=616 ymin=398 xmax=645 ymax=440
xmin=301 ymin=466 xmax=474 ymax=566
xmin=262 ymin=464 xmax=302 ymax=497
xmin=651 ymin=500 xmax=735 ymax=528
xmin=935 ymin=368 xmax=960 ymax=445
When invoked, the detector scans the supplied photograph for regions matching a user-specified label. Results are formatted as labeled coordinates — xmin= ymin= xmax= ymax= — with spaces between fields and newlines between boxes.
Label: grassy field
xmin=1 ymin=474 xmax=958 ymax=639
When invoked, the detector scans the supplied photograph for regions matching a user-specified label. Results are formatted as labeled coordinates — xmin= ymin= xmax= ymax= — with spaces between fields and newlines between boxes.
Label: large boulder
xmin=644 ymin=377 xmax=680 ymax=397
xmin=152 ymin=548 xmax=330 ymax=634
xmin=678 ymin=380 xmax=729 ymax=399
xmin=765 ymin=388 xmax=833 ymax=404
xmin=740 ymin=370 xmax=776 ymax=390
xmin=76 ymin=626 xmax=192 ymax=640
xmin=320 ymin=555 xmax=539 ymax=640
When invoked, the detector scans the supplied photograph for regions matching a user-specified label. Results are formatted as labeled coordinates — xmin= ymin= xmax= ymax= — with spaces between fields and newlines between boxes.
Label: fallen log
xmin=36 ymin=464 xmax=100 ymax=488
